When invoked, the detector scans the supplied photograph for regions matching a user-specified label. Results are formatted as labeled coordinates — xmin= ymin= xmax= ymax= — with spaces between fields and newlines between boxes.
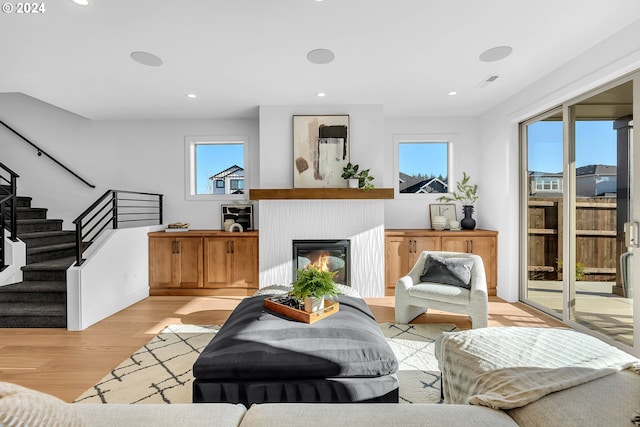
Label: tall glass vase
xmin=461 ymin=205 xmax=476 ymax=230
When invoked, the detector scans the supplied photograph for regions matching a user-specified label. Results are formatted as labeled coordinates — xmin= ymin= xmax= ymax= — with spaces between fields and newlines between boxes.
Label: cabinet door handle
xmin=227 ymin=240 xmax=231 ymax=254
xmin=176 ymin=241 xmax=180 ymax=253
xmin=231 ymin=241 xmax=235 ymax=254
xmin=172 ymin=241 xmax=176 ymax=254
xmin=469 ymin=240 xmax=473 ymax=253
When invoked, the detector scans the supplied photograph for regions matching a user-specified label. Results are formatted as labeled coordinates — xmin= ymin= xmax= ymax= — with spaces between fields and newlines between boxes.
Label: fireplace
xmin=292 ymin=239 xmax=351 ymax=286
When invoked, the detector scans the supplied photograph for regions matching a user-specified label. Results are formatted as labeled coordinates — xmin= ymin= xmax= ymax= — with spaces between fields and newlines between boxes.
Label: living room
xmin=2 ymin=1 xmax=640 ymax=425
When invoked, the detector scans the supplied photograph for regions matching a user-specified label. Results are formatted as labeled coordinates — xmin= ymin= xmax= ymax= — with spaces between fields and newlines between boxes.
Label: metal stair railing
xmin=72 ymin=190 xmax=163 ymax=266
xmin=0 ymin=119 xmax=95 ymax=189
xmin=0 ymin=162 xmax=19 ymax=271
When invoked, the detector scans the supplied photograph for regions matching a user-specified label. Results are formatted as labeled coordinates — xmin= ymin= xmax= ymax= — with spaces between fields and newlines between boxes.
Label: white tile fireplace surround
xmin=258 ymin=199 xmax=385 ymax=297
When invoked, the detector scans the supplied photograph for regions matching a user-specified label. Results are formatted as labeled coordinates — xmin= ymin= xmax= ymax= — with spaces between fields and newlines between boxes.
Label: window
xmin=185 ymin=136 xmax=248 ymax=200
xmin=394 ymin=135 xmax=451 ymax=197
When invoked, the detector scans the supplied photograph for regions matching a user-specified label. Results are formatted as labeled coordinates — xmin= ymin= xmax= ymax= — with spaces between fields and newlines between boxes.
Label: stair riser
xmin=16 ymin=210 xmax=47 ymax=220
xmin=0 ymin=316 xmax=66 ymax=328
xmin=22 ymin=270 xmax=67 ymax=281
xmin=0 ymin=292 xmax=66 ymax=303
xmin=16 ymin=221 xmax=63 ymax=233
xmin=16 ymin=197 xmax=31 ymax=208
xmin=27 ymin=248 xmax=76 ymax=264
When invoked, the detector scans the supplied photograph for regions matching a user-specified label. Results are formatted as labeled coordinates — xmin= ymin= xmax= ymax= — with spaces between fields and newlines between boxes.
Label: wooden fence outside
xmin=528 ymin=196 xmax=621 ymax=282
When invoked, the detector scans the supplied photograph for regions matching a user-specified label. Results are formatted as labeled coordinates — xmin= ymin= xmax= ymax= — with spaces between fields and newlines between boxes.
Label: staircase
xmin=0 ymin=191 xmax=75 ymax=328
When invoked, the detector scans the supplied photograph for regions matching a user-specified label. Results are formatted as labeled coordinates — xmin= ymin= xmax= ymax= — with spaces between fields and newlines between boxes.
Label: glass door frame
xmin=520 ymin=71 xmax=639 ymax=356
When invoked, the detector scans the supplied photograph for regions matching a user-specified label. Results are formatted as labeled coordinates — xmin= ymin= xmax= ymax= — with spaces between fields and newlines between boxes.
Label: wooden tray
xmin=264 ymin=297 xmax=339 ymax=324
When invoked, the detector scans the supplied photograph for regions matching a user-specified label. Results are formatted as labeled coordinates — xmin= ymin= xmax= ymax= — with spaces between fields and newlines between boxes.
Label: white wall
xmin=477 ymin=19 xmax=640 ymax=302
xmin=66 ymin=225 xmax=163 ymax=331
xmin=0 ymin=93 xmax=259 ymax=230
xmin=383 ymin=117 xmax=480 ymax=229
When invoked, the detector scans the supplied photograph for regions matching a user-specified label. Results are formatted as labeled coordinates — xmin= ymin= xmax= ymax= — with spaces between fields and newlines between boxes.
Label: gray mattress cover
xmin=193 ymin=294 xmax=398 ymax=380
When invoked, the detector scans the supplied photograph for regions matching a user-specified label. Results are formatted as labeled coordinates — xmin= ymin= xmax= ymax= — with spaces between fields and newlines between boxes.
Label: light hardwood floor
xmin=0 ymin=295 xmax=565 ymax=403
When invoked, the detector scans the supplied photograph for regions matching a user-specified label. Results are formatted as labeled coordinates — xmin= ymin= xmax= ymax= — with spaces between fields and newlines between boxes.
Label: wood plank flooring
xmin=0 ymin=295 xmax=565 ymax=403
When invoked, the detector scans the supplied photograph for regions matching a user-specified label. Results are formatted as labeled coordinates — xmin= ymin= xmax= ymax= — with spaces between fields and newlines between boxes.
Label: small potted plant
xmin=290 ymin=264 xmax=339 ymax=313
xmin=437 ymin=172 xmax=478 ymax=230
xmin=341 ymin=162 xmax=375 ymax=191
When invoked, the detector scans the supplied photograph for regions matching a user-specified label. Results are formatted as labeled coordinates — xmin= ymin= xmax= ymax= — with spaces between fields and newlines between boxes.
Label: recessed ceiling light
xmin=316 ymin=92 xmax=326 ymax=97
xmin=186 ymin=93 xmax=197 ymax=99
xmin=71 ymin=0 xmax=89 ymax=5
xmin=479 ymin=46 xmax=513 ymax=62
xmin=448 ymin=91 xmax=457 ymax=96
xmin=130 ymin=51 xmax=163 ymax=67
xmin=307 ymin=48 xmax=335 ymax=65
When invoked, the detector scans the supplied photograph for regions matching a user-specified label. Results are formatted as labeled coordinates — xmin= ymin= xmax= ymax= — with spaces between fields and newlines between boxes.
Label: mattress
xmin=192 ymin=294 xmax=399 ymax=405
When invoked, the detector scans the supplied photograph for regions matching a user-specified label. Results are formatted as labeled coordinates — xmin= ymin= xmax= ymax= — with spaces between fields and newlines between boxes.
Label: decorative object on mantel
xmin=437 ymin=172 xmax=478 ymax=230
xmin=429 ymin=203 xmax=457 ymax=230
xmin=165 ymin=222 xmax=189 ymax=232
xmin=289 ymin=264 xmax=339 ymax=313
xmin=293 ymin=115 xmax=350 ymax=189
xmin=341 ymin=162 xmax=375 ymax=191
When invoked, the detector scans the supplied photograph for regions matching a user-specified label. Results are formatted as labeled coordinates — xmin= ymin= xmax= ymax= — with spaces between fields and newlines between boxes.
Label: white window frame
xmin=393 ymin=134 xmax=455 ymax=200
xmin=184 ymin=135 xmax=249 ymax=201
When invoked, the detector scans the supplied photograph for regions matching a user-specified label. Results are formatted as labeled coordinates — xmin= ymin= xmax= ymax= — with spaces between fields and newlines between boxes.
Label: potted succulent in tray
xmin=437 ymin=172 xmax=479 ymax=230
xmin=341 ymin=162 xmax=375 ymax=191
xmin=290 ymin=265 xmax=340 ymax=313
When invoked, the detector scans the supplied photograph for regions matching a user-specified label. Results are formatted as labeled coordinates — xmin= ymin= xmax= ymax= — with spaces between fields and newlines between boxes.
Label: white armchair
xmin=394 ymin=251 xmax=488 ymax=328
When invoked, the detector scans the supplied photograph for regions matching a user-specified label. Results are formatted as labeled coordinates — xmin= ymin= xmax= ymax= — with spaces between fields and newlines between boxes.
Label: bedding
xmin=192 ymin=294 xmax=399 ymax=405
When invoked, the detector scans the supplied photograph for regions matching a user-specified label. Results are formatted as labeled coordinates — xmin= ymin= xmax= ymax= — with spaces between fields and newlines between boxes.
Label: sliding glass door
xmin=522 ymin=73 xmax=638 ymax=355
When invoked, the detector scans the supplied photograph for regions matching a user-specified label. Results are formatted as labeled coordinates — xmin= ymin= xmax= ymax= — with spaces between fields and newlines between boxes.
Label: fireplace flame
xmin=311 ymin=251 xmax=331 ymax=272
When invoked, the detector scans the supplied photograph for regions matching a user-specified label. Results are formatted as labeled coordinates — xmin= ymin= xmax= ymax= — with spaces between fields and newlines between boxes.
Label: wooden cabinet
xmin=204 ymin=236 xmax=258 ymax=289
xmin=385 ymin=229 xmax=498 ymax=296
xmin=149 ymin=236 xmax=203 ymax=289
xmin=148 ymin=231 xmax=259 ymax=296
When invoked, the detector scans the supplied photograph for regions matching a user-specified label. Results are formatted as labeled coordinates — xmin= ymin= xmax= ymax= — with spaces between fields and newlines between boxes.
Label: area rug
xmin=74 ymin=322 xmax=458 ymax=405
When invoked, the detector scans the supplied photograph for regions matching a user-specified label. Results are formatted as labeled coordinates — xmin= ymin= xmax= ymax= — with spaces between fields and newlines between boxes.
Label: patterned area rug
xmin=74 ymin=323 xmax=459 ymax=405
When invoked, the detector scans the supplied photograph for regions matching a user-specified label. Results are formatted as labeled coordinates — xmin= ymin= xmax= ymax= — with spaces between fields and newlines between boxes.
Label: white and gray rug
xmin=74 ymin=323 xmax=459 ymax=405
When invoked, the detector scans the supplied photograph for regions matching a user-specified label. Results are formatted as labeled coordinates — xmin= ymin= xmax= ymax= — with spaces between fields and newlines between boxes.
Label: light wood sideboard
xmin=148 ymin=230 xmax=259 ymax=296
xmin=384 ymin=229 xmax=498 ymax=296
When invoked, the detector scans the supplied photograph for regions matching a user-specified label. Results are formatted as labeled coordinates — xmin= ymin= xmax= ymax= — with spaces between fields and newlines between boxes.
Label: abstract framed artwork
xmin=293 ymin=115 xmax=349 ymax=188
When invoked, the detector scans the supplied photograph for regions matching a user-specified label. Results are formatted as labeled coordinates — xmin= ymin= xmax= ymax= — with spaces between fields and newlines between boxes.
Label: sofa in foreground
xmin=2 ymin=373 xmax=640 ymax=427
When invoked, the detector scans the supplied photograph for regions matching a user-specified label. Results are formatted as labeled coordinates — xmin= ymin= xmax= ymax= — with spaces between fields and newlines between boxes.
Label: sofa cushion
xmin=420 ymin=255 xmax=474 ymax=289
xmin=0 ymin=382 xmax=85 ymax=427
xmin=506 ymin=369 xmax=640 ymax=427
xmin=241 ymin=403 xmax=518 ymax=427
xmin=73 ymin=403 xmax=247 ymax=427
xmin=408 ymin=283 xmax=470 ymax=305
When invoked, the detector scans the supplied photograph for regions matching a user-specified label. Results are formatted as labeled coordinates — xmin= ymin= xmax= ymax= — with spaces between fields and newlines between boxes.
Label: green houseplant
xmin=341 ymin=162 xmax=375 ymax=191
xmin=437 ymin=172 xmax=478 ymax=230
xmin=290 ymin=265 xmax=340 ymax=313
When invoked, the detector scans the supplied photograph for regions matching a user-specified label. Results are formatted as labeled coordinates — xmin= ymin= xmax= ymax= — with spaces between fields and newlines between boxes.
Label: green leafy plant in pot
xmin=341 ymin=162 xmax=375 ymax=191
xmin=437 ymin=172 xmax=478 ymax=230
xmin=290 ymin=264 xmax=339 ymax=313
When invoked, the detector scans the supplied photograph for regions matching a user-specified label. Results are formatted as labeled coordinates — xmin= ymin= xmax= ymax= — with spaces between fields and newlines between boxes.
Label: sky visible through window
xmin=528 ymin=120 xmax=617 ymax=173
xmin=195 ymin=143 xmax=244 ymax=194
xmin=399 ymin=142 xmax=448 ymax=179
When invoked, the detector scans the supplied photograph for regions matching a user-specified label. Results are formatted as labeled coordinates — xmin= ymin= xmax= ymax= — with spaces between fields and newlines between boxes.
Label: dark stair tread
xmin=0 ymin=280 xmax=66 ymax=293
xmin=0 ymin=302 xmax=65 ymax=316
xmin=21 ymin=257 xmax=76 ymax=271
xmin=27 ymin=242 xmax=76 ymax=254
xmin=15 ymin=219 xmax=63 ymax=224
xmin=18 ymin=230 xmax=75 ymax=239
xmin=16 ymin=207 xmax=47 ymax=212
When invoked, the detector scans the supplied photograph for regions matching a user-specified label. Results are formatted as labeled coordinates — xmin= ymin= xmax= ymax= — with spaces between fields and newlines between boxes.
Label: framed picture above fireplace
xmin=292 ymin=115 xmax=349 ymax=188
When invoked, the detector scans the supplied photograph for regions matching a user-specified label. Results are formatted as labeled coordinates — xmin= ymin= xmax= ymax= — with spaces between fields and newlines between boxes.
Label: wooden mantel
xmin=249 ymin=188 xmax=394 ymax=200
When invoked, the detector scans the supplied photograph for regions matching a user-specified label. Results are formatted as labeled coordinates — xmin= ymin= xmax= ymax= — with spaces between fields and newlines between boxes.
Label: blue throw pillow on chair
xmin=419 ymin=255 xmax=473 ymax=289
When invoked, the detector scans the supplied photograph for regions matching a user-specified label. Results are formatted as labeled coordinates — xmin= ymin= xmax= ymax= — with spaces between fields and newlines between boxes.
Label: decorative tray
xmin=264 ymin=296 xmax=339 ymax=324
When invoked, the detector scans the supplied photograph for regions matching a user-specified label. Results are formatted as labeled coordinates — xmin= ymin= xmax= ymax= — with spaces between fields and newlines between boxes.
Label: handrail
xmin=0 ymin=163 xmax=19 ymax=271
xmin=0 ymin=119 xmax=96 ymax=189
xmin=72 ymin=189 xmax=163 ymax=266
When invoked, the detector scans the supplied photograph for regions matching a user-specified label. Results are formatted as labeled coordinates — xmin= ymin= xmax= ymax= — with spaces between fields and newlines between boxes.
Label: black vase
xmin=461 ymin=205 xmax=476 ymax=230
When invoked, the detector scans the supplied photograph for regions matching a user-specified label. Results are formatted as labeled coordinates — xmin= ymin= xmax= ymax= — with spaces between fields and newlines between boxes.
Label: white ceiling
xmin=2 ymin=0 xmax=640 ymax=120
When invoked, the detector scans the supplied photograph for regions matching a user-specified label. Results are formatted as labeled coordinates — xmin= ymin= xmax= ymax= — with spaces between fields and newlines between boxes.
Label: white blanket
xmin=435 ymin=327 xmax=640 ymax=410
